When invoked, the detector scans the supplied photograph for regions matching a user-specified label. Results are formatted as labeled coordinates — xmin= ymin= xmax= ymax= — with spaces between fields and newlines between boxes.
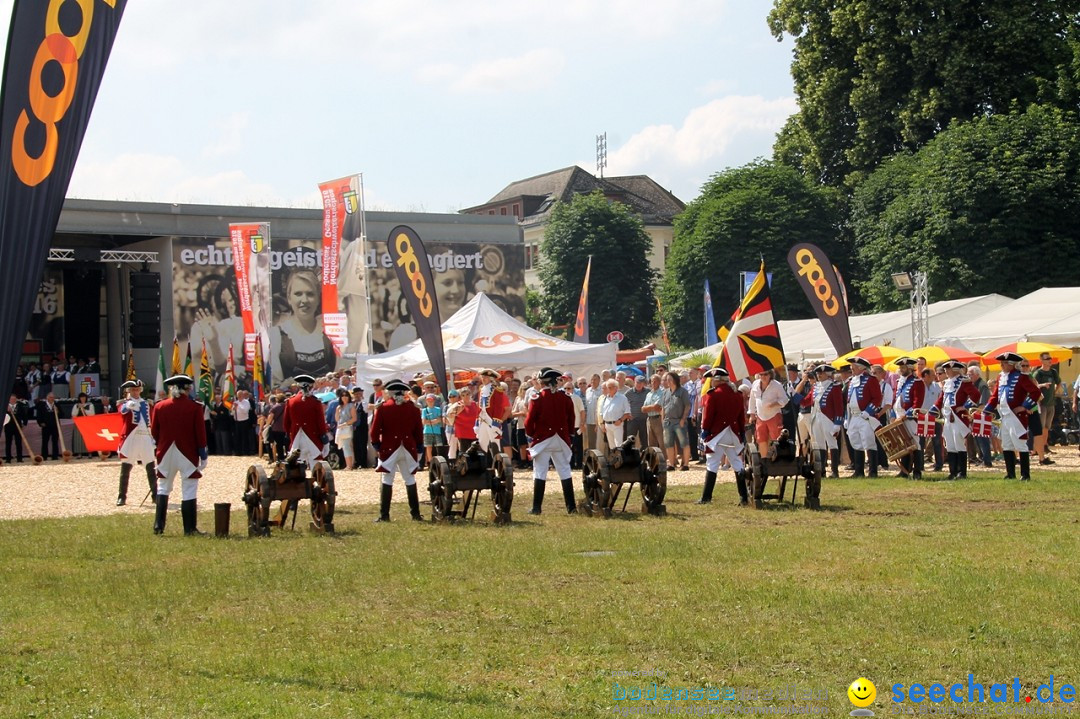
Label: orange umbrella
xmin=885 ymin=345 xmax=983 ymax=370
xmin=981 ymin=342 xmax=1073 ymax=370
xmin=832 ymin=345 xmax=912 ymax=369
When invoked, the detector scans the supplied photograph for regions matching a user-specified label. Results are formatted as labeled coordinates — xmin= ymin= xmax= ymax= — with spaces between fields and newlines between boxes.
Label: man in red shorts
xmin=748 ymin=368 xmax=789 ymax=458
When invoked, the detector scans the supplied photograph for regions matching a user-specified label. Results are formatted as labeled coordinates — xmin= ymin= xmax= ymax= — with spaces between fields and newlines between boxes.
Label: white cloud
xmin=417 ymin=48 xmax=565 ymax=93
xmin=606 ymin=95 xmax=798 ymax=197
xmin=67 ymin=153 xmax=291 ymax=206
xmin=201 ymin=112 xmax=250 ymax=159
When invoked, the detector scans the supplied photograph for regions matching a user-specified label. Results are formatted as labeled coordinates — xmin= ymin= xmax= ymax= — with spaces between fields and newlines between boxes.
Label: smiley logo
xmin=848 ymin=677 xmax=876 ymax=708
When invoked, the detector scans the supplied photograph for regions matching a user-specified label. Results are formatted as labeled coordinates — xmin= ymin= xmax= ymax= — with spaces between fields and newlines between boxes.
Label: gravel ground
xmin=2 ymin=446 xmax=1077 ymax=521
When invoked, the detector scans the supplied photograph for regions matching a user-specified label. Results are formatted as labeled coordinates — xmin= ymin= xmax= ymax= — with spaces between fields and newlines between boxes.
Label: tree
xmin=658 ymin=161 xmax=843 ymax=348
xmin=537 ymin=192 xmax=659 ymax=348
xmin=852 ymin=105 xmax=1080 ymax=311
xmin=768 ymin=0 xmax=1080 ymax=189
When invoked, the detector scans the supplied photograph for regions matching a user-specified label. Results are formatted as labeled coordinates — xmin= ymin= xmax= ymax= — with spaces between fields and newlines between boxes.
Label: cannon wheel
xmin=639 ymin=446 xmax=668 ymax=515
xmin=581 ymin=449 xmax=613 ymax=518
xmin=489 ymin=451 xmax=514 ymax=525
xmin=804 ymin=451 xmax=824 ymax=510
xmin=310 ymin=461 xmax=337 ymax=532
xmin=428 ymin=456 xmax=454 ymax=522
xmin=244 ymin=464 xmax=270 ymax=537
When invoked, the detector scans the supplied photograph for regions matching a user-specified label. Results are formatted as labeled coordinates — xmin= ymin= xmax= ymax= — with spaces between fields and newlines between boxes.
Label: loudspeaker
xmin=129 ymin=272 xmax=161 ymax=348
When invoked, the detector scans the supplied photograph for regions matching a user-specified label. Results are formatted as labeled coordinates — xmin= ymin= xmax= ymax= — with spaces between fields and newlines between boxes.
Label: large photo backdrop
xmin=173 ymin=235 xmax=525 ymax=388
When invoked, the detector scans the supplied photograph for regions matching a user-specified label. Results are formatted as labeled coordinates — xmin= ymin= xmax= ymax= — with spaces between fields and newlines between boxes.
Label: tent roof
xmin=936 ymin=287 xmax=1080 ymax=351
xmin=357 ymin=292 xmax=616 ymax=379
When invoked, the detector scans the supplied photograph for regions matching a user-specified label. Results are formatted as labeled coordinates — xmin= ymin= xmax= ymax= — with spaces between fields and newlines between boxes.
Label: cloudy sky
xmin=4 ymin=0 xmax=796 ymax=212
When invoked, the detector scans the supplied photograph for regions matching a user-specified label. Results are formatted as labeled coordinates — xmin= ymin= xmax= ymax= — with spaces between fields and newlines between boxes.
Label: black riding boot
xmin=958 ymin=451 xmax=968 ymax=479
xmin=735 ymin=470 xmax=749 ymax=506
xmin=697 ymin=471 xmax=717 ymax=504
xmin=1003 ymin=451 xmax=1017 ymax=479
xmin=1018 ymin=452 xmax=1031 ymax=481
xmin=867 ymin=450 xmax=879 ymax=477
xmin=560 ymin=478 xmax=577 ymax=514
xmin=406 ymin=483 xmax=423 ymax=521
xmin=913 ymin=450 xmax=924 ymax=479
xmin=815 ymin=450 xmax=828 ymax=478
xmin=529 ymin=480 xmax=545 ymax=515
xmin=829 ymin=449 xmax=840 ymax=478
xmin=153 ymin=493 xmax=168 ymax=535
xmin=375 ymin=484 xmax=392 ymax=522
xmin=897 ymin=454 xmax=911 ymax=478
xmin=852 ymin=451 xmax=865 ymax=478
xmin=945 ymin=452 xmax=957 ymax=480
xmin=116 ymin=463 xmax=131 ymax=506
xmin=181 ymin=499 xmax=204 ymax=536
xmin=146 ymin=463 xmax=157 ymax=498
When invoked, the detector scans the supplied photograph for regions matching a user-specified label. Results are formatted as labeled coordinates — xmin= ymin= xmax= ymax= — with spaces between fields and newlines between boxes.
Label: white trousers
xmin=603 ymin=422 xmax=624 ymax=453
xmin=942 ymin=413 xmax=970 ymax=452
xmin=377 ymin=445 xmax=418 ymax=486
xmin=704 ymin=429 xmax=744 ymax=473
xmin=845 ymin=414 xmax=880 ymax=452
xmin=998 ymin=408 xmax=1029 ymax=453
xmin=530 ymin=434 xmax=572 ymax=482
xmin=809 ymin=412 xmax=841 ymax=451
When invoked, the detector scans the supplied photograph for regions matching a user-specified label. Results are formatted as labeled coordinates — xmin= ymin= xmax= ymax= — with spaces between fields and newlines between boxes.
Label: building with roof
xmin=461 ymin=165 xmax=685 ymax=287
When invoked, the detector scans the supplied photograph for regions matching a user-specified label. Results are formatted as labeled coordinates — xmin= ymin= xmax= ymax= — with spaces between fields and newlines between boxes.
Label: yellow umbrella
xmin=831 ymin=345 xmax=912 ymax=369
xmin=981 ymin=342 xmax=1073 ymax=370
xmin=885 ymin=345 xmax=983 ymax=370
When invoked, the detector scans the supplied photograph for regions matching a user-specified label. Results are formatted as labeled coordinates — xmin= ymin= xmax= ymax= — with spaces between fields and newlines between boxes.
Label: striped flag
xmin=125 ymin=349 xmax=137 ymax=382
xmin=155 ymin=345 xmax=167 ymax=399
xmin=183 ymin=342 xmax=193 ymax=377
xmin=223 ymin=344 xmax=237 ymax=411
xmin=252 ymin=336 xmax=265 ymax=403
xmin=171 ymin=337 xmax=182 ymax=375
xmin=713 ymin=260 xmax=785 ymax=381
xmin=197 ymin=339 xmax=214 ymax=405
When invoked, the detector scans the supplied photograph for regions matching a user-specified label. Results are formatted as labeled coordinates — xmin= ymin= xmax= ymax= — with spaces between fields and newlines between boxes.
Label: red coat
xmin=934 ymin=377 xmax=982 ymax=425
xmin=483 ymin=387 xmax=510 ymax=421
xmin=118 ymin=398 xmax=152 ymax=443
xmin=844 ymin=374 xmax=883 ymax=414
xmin=893 ymin=374 xmax=925 ymax=414
xmin=524 ymin=387 xmax=575 ymax=446
xmin=986 ymin=370 xmax=1042 ymax=429
xmin=701 ymin=384 xmax=745 ymax=439
xmin=369 ymin=399 xmax=423 ymax=461
xmin=802 ymin=381 xmax=844 ymax=422
xmin=283 ymin=393 xmax=328 ymax=448
xmin=150 ymin=395 xmax=206 ymax=464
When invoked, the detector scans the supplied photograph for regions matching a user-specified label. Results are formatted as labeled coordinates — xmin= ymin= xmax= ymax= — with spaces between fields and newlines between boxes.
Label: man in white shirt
xmin=584 ymin=374 xmax=602 ymax=452
xmin=564 ymin=379 xmax=586 ymax=468
xmin=233 ymin=390 xmax=254 ymax=455
xmin=599 ymin=379 xmax=631 ymax=452
xmin=749 ymin=369 xmax=789 ymax=458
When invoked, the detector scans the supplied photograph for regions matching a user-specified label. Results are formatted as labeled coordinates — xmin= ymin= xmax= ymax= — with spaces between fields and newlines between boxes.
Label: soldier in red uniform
xmin=891 ymin=357 xmax=926 ymax=479
xmin=844 ymin=357 xmax=883 ymax=477
xmin=115 ymin=379 xmax=156 ymax=506
xmin=933 ymin=360 xmax=983 ymax=479
xmin=150 ymin=375 xmax=208 ymax=535
xmin=697 ymin=368 xmax=747 ymax=505
xmin=802 ymin=363 xmax=846 ymax=479
xmin=985 ymin=352 xmax=1042 ymax=480
xmin=369 ymin=379 xmax=424 ymax=522
xmin=524 ymin=367 xmax=577 ymax=515
xmin=282 ymin=374 xmax=329 ymax=467
xmin=475 ymin=368 xmax=510 ymax=452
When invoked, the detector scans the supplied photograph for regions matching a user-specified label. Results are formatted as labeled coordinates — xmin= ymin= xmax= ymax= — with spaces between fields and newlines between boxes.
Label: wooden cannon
xmin=580 ymin=436 xmax=667 ymax=518
xmin=745 ymin=428 xmax=818 ymax=509
xmin=428 ymin=440 xmax=514 ymax=524
xmin=242 ymin=449 xmax=337 ymax=536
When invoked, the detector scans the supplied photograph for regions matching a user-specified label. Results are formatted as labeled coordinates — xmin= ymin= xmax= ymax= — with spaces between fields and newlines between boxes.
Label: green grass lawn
xmin=2 ymin=474 xmax=1079 ymax=718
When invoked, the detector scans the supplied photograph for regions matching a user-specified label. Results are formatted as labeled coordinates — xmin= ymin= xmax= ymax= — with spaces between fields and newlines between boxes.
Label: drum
xmin=875 ymin=418 xmax=917 ymax=461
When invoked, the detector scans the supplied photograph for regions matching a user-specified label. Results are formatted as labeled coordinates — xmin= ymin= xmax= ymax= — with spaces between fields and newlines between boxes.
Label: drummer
xmin=933 ymin=360 xmax=981 ymax=479
xmin=892 ymin=357 xmax=925 ymax=479
xmin=803 ymin=363 xmax=845 ymax=480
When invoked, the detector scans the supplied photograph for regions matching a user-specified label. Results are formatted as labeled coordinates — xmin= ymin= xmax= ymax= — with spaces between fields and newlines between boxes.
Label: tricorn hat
xmin=814 ymin=364 xmax=834 ymax=374
xmin=849 ymin=357 xmax=872 ymax=369
xmin=537 ymin=367 xmax=562 ymax=383
xmin=120 ymin=379 xmax=143 ymax=390
xmin=703 ymin=367 xmax=728 ymax=379
xmin=295 ymin=374 xmax=316 ymax=385
xmin=996 ymin=352 xmax=1024 ymax=364
xmin=478 ymin=368 xmax=499 ymax=379
xmin=384 ymin=379 xmax=410 ymax=394
xmin=942 ymin=360 xmax=966 ymax=370
xmin=163 ymin=374 xmax=193 ymax=387
xmin=894 ymin=357 xmax=917 ymax=367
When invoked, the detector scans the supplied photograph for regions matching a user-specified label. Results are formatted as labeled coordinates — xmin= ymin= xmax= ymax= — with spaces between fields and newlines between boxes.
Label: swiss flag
xmin=969 ymin=410 xmax=994 ymax=438
xmin=72 ymin=414 xmax=127 ymax=453
xmin=914 ymin=411 xmax=937 ymax=438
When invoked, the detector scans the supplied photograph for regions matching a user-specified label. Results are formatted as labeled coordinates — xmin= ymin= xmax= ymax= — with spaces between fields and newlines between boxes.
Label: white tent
xmin=356 ymin=292 xmax=617 ymax=380
xmin=669 ymin=293 xmax=1012 ymax=367
xmin=935 ymin=287 xmax=1080 ymax=351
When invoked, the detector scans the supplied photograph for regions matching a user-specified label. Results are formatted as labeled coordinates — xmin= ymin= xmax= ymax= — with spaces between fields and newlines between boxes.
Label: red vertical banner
xmin=319 ymin=175 xmax=364 ymax=356
xmin=573 ymin=256 xmax=591 ymax=343
xmin=229 ymin=222 xmax=272 ymax=376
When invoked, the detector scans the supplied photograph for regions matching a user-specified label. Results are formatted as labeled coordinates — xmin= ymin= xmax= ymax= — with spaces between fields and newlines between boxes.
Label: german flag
xmin=714 ymin=261 xmax=785 ymax=381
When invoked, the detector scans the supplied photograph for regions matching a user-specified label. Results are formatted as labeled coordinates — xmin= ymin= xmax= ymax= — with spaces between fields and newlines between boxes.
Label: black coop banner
xmin=786 ymin=243 xmax=853 ymax=357
xmin=386 ymin=225 xmax=448 ymax=398
xmin=0 ymin=0 xmax=127 ymax=395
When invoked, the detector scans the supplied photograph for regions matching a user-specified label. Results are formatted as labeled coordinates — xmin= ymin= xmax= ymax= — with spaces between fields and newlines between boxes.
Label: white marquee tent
xmin=935 ymin=287 xmax=1080 ymax=352
xmin=356 ymin=292 xmax=617 ymax=380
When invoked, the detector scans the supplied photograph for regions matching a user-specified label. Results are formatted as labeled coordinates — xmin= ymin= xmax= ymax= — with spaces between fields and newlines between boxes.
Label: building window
xmin=524 ymin=244 xmax=540 ymax=270
xmin=489 ymin=210 xmax=495 ymax=215
xmin=500 ymin=207 xmax=507 ymax=215
xmin=512 ymin=203 xmax=519 ymax=218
